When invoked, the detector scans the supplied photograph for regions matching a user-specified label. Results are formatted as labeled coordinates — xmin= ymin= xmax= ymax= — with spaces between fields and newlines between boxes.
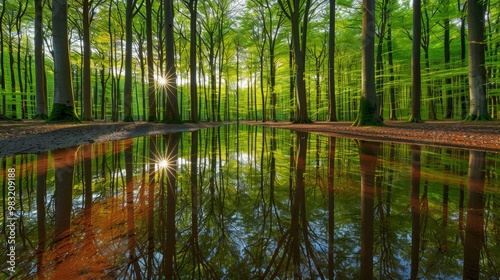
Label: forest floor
xmin=0 ymin=120 xmax=227 ymax=158
xmin=0 ymin=119 xmax=499 ymax=158
xmin=244 ymin=120 xmax=500 ymax=153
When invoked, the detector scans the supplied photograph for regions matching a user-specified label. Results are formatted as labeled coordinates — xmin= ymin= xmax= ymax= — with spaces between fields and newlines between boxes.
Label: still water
xmin=1 ymin=125 xmax=499 ymax=279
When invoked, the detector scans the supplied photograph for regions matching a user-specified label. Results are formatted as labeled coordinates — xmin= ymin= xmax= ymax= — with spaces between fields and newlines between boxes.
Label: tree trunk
xmin=82 ymin=0 xmax=92 ymax=121
xmin=353 ymin=0 xmax=382 ymax=126
xmin=34 ymin=0 xmax=48 ymax=119
xmin=163 ymin=0 xmax=181 ymax=123
xmin=409 ymin=0 xmax=423 ymax=123
xmin=387 ymin=21 xmax=397 ymax=120
xmin=123 ymin=0 xmax=134 ymax=122
xmin=189 ymin=0 xmax=198 ymax=122
xmin=48 ymin=0 xmax=79 ymax=122
xmin=444 ymin=11 xmax=453 ymax=119
xmin=278 ymin=0 xmax=312 ymax=123
xmin=328 ymin=0 xmax=337 ymax=122
xmin=466 ymin=0 xmax=491 ymax=120
xmin=146 ymin=0 xmax=157 ymax=122
xmin=293 ymin=0 xmax=311 ymax=123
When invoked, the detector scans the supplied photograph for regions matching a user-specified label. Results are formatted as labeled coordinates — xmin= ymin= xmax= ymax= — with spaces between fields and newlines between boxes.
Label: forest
xmin=0 ymin=0 xmax=499 ymax=124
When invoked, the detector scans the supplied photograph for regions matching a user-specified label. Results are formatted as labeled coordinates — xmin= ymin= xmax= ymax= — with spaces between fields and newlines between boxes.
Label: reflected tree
xmin=463 ymin=151 xmax=485 ymax=279
xmin=124 ymin=139 xmax=142 ymax=278
xmin=52 ymin=146 xmax=77 ymax=277
xmin=147 ymin=135 xmax=157 ymax=278
xmin=327 ymin=137 xmax=336 ymax=279
xmin=262 ymin=131 xmax=325 ymax=278
xmin=410 ymin=145 xmax=421 ymax=279
xmin=357 ymin=141 xmax=380 ymax=279
xmin=162 ymin=133 xmax=181 ymax=278
xmin=36 ymin=151 xmax=48 ymax=278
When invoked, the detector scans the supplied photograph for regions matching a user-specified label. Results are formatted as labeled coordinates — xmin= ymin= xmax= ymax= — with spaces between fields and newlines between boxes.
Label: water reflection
xmin=1 ymin=125 xmax=499 ymax=279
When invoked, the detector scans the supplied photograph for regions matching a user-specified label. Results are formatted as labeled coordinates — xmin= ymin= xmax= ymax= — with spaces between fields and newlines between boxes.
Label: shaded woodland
xmin=0 ymin=0 xmax=499 ymax=124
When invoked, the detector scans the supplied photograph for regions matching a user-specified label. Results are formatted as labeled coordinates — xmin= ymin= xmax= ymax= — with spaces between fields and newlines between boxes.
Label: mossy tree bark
xmin=48 ymin=0 xmax=79 ymax=122
xmin=353 ymin=0 xmax=383 ymax=126
xmin=465 ymin=0 xmax=492 ymax=121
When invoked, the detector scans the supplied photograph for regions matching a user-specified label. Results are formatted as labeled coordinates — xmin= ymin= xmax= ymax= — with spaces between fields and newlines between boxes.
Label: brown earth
xmin=0 ymin=120 xmax=227 ymax=158
xmin=0 ymin=120 xmax=499 ymax=158
xmin=244 ymin=120 xmax=500 ymax=153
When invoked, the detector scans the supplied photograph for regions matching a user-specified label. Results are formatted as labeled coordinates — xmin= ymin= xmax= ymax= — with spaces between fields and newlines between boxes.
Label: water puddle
xmin=1 ymin=124 xmax=499 ymax=279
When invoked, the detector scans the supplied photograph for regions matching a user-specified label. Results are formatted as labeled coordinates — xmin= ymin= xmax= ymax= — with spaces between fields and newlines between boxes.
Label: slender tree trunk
xmin=328 ymin=0 xmax=337 ymax=122
xmin=82 ymin=0 xmax=92 ymax=121
xmin=289 ymin=43 xmax=295 ymax=121
xmin=270 ymin=42 xmax=278 ymax=122
xmin=409 ymin=0 xmax=423 ymax=123
xmin=8 ymin=34 xmax=16 ymax=118
xmin=34 ymin=0 xmax=48 ymax=119
xmin=387 ymin=21 xmax=397 ymax=120
xmin=189 ymin=0 xmax=198 ymax=122
xmin=444 ymin=0 xmax=453 ymax=119
xmin=123 ymin=0 xmax=135 ymax=122
xmin=146 ymin=0 xmax=157 ymax=122
xmin=100 ymin=66 xmax=106 ymax=119
xmin=0 ymin=0 xmax=5 ymax=114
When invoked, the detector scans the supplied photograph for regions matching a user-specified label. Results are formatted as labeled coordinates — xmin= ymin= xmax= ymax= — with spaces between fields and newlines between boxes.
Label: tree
xmin=278 ymin=0 xmax=313 ymax=123
xmin=386 ymin=4 xmax=397 ymax=120
xmin=123 ymin=0 xmax=142 ymax=122
xmin=184 ymin=0 xmax=198 ymax=122
xmin=81 ymin=0 xmax=105 ymax=121
xmin=34 ymin=0 xmax=48 ymax=120
xmin=145 ymin=0 xmax=157 ymax=122
xmin=250 ymin=0 xmax=285 ymax=122
xmin=48 ymin=0 xmax=79 ymax=121
xmin=353 ymin=0 xmax=383 ymax=126
xmin=0 ymin=0 xmax=6 ymax=118
xmin=409 ymin=0 xmax=424 ymax=123
xmin=465 ymin=0 xmax=492 ymax=120
xmin=328 ymin=0 xmax=337 ymax=122
xmin=163 ymin=0 xmax=181 ymax=123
